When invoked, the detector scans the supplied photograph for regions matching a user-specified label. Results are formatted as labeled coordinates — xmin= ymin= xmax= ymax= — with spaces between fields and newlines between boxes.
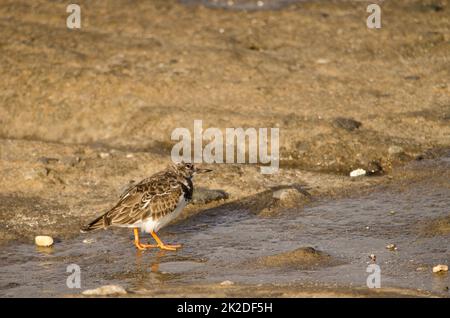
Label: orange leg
xmin=150 ymin=231 xmax=181 ymax=251
xmin=133 ymin=228 xmax=157 ymax=250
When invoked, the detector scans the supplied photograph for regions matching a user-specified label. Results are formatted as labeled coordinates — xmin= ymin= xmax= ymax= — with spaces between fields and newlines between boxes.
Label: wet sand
xmin=0 ymin=0 xmax=449 ymax=297
xmin=0 ymin=155 xmax=448 ymax=297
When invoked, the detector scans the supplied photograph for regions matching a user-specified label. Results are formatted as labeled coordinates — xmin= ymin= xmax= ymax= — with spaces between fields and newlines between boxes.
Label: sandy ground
xmin=0 ymin=0 xmax=449 ymax=297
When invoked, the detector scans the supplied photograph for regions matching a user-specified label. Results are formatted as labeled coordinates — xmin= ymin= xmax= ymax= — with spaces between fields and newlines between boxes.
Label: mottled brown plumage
xmin=81 ymin=162 xmax=211 ymax=251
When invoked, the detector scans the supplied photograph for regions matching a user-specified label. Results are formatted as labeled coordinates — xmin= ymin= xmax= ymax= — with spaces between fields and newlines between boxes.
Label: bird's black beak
xmin=195 ymin=167 xmax=212 ymax=174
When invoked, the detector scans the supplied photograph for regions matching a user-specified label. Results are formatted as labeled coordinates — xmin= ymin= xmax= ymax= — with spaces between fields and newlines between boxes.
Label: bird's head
xmin=170 ymin=161 xmax=212 ymax=179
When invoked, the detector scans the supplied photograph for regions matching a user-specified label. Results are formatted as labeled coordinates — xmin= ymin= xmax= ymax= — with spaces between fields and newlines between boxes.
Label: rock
xmin=388 ymin=145 xmax=404 ymax=156
xmin=99 ymin=152 xmax=111 ymax=159
xmin=404 ymin=75 xmax=420 ymax=81
xmin=350 ymin=168 xmax=366 ymax=177
xmin=253 ymin=247 xmax=336 ymax=270
xmin=366 ymin=160 xmax=383 ymax=176
xmin=24 ymin=167 xmax=49 ymax=180
xmin=60 ymin=156 xmax=80 ymax=167
xmin=36 ymin=157 xmax=58 ymax=164
xmin=192 ymin=188 xmax=229 ymax=204
xmin=35 ymin=235 xmax=54 ymax=247
xmin=369 ymin=254 xmax=376 ymax=262
xmin=82 ymin=238 xmax=96 ymax=244
xmin=432 ymin=264 xmax=448 ymax=273
xmin=272 ymin=188 xmax=301 ymax=201
xmin=386 ymin=244 xmax=397 ymax=251
xmin=315 ymin=58 xmax=330 ymax=64
xmin=332 ymin=117 xmax=362 ymax=131
xmin=220 ymin=280 xmax=234 ymax=286
xmin=82 ymin=285 xmax=127 ymax=296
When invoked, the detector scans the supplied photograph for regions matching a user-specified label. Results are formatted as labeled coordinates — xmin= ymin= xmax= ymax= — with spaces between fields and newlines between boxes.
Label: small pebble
xmin=99 ymin=152 xmax=111 ymax=159
xmin=83 ymin=238 xmax=96 ymax=244
xmin=369 ymin=254 xmax=376 ymax=262
xmin=24 ymin=167 xmax=49 ymax=180
xmin=316 ymin=58 xmax=330 ymax=64
xmin=35 ymin=235 xmax=54 ymax=247
xmin=433 ymin=264 xmax=448 ymax=273
xmin=272 ymin=188 xmax=300 ymax=201
xmin=61 ymin=156 xmax=80 ymax=167
xmin=220 ymin=280 xmax=234 ymax=286
xmin=386 ymin=244 xmax=397 ymax=251
xmin=388 ymin=145 xmax=404 ymax=156
xmin=350 ymin=168 xmax=366 ymax=177
xmin=333 ymin=117 xmax=362 ymax=131
xmin=366 ymin=161 xmax=383 ymax=176
xmin=82 ymin=285 xmax=127 ymax=296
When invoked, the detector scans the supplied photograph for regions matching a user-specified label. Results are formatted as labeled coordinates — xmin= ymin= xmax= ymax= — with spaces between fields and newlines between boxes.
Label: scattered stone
xmin=83 ymin=238 xmax=96 ymax=244
xmin=432 ymin=264 xmax=448 ymax=273
xmin=126 ymin=153 xmax=134 ymax=158
xmin=82 ymin=285 xmax=127 ymax=296
xmin=192 ymin=188 xmax=229 ymax=204
xmin=404 ymin=75 xmax=420 ymax=81
xmin=35 ymin=235 xmax=54 ymax=247
xmin=388 ymin=145 xmax=404 ymax=156
xmin=332 ymin=117 xmax=362 ymax=131
xmin=386 ymin=244 xmax=397 ymax=251
xmin=272 ymin=188 xmax=301 ymax=201
xmin=99 ymin=152 xmax=111 ymax=159
xmin=366 ymin=161 xmax=383 ymax=176
xmin=24 ymin=167 xmax=49 ymax=180
xmin=220 ymin=280 xmax=234 ymax=286
xmin=350 ymin=168 xmax=366 ymax=177
xmin=37 ymin=157 xmax=59 ymax=164
xmin=389 ymin=210 xmax=396 ymax=215
xmin=253 ymin=247 xmax=336 ymax=270
xmin=60 ymin=156 xmax=80 ymax=167
xmin=315 ymin=58 xmax=330 ymax=64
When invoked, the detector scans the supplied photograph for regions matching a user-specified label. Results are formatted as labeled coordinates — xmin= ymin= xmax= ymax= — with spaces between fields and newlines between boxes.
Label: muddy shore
xmin=0 ymin=0 xmax=449 ymax=297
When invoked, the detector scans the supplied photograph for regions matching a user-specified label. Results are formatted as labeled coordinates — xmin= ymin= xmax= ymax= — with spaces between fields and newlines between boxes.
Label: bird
xmin=81 ymin=162 xmax=212 ymax=251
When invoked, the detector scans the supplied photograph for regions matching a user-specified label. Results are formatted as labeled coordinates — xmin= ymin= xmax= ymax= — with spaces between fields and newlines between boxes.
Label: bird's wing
xmin=105 ymin=175 xmax=183 ymax=226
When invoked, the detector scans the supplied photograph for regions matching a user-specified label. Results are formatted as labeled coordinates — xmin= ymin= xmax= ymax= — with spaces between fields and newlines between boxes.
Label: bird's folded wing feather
xmin=105 ymin=176 xmax=183 ymax=226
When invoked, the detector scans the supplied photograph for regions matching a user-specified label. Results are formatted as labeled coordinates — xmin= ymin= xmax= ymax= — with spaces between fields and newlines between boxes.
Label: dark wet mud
xmin=0 ymin=156 xmax=448 ymax=297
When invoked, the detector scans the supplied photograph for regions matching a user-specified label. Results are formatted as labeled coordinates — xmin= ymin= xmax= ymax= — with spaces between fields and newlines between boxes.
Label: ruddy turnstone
xmin=81 ymin=162 xmax=211 ymax=251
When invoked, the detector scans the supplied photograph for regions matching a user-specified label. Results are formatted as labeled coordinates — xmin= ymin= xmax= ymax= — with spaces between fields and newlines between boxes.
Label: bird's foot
xmin=157 ymin=243 xmax=182 ymax=251
xmin=134 ymin=242 xmax=157 ymax=250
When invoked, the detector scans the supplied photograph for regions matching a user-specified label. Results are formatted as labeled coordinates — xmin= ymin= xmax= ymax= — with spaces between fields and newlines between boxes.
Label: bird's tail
xmin=80 ymin=213 xmax=110 ymax=233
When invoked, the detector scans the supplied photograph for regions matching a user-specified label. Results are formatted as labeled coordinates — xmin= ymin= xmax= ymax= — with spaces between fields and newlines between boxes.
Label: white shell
xmin=432 ymin=264 xmax=448 ymax=273
xmin=35 ymin=235 xmax=54 ymax=247
xmin=350 ymin=168 xmax=366 ymax=177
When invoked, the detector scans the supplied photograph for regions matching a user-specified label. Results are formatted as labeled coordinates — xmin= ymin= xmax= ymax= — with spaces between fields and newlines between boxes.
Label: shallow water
xmin=180 ymin=0 xmax=305 ymax=11
xmin=0 ymin=157 xmax=449 ymax=297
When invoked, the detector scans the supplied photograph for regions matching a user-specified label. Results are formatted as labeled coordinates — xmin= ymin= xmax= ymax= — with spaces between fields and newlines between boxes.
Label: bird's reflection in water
xmin=135 ymin=249 xmax=167 ymax=273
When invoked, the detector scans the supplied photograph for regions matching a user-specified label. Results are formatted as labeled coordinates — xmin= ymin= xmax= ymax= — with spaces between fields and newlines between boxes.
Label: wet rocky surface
xmin=0 ymin=0 xmax=449 ymax=297
xmin=0 ymin=155 xmax=448 ymax=297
